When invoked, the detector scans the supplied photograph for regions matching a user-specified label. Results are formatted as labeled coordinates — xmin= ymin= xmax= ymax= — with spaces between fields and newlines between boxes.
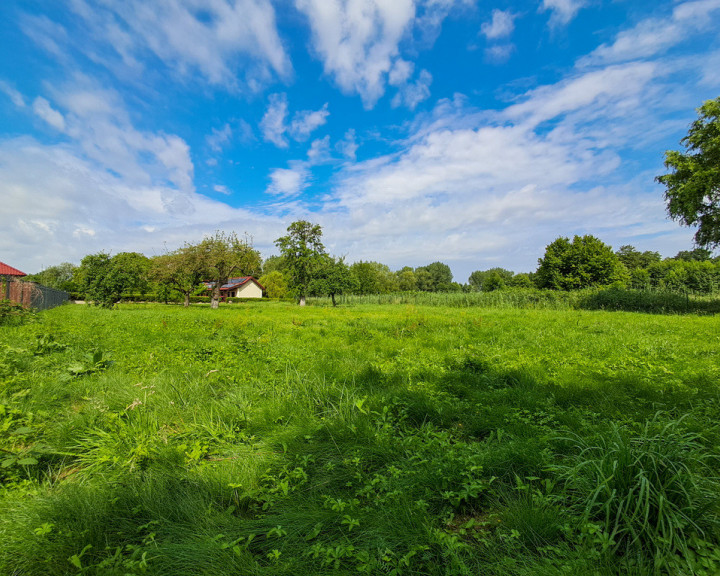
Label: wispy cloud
xmin=541 ymin=0 xmax=586 ymax=27
xmin=32 ymin=97 xmax=66 ymax=130
xmin=260 ymin=93 xmax=329 ymax=147
xmin=0 ymin=81 xmax=26 ymax=107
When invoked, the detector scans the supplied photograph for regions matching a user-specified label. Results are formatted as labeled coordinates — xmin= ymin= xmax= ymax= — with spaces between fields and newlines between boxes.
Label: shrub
xmin=0 ymin=300 xmax=33 ymax=325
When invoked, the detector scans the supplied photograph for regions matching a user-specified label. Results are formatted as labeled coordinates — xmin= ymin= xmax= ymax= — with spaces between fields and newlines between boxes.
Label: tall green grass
xmin=1 ymin=303 xmax=719 ymax=574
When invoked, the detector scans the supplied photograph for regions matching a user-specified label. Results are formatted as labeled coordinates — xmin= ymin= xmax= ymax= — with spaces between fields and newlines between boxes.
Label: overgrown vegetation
xmin=1 ymin=302 xmax=719 ymax=575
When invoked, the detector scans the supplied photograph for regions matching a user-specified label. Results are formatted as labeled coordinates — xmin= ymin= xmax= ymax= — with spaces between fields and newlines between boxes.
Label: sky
xmin=1 ymin=0 xmax=719 ymax=283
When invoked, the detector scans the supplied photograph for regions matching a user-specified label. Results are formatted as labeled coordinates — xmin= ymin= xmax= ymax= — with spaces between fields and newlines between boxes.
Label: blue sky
xmin=1 ymin=0 xmax=719 ymax=282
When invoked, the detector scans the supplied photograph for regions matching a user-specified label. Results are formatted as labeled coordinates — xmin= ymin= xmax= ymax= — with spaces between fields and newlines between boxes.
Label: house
xmin=204 ymin=277 xmax=264 ymax=299
xmin=0 ymin=261 xmax=27 ymax=278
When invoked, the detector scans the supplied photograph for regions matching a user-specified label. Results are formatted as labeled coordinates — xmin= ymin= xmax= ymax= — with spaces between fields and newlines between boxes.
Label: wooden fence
xmin=1 ymin=277 xmax=69 ymax=311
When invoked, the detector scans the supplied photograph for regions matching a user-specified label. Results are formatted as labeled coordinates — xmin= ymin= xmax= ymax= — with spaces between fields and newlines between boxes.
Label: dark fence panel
xmin=1 ymin=277 xmax=69 ymax=311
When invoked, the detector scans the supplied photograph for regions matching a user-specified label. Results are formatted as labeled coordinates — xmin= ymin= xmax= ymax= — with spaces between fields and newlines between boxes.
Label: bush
xmin=0 ymin=300 xmax=33 ymax=325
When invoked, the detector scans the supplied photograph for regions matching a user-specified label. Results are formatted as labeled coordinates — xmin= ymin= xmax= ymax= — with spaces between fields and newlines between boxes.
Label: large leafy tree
xmin=77 ymin=252 xmax=150 ymax=307
xmin=25 ymin=262 xmax=78 ymax=293
xmin=149 ymin=244 xmax=206 ymax=307
xmin=309 ymin=255 xmax=354 ymax=306
xmin=199 ymin=231 xmax=261 ymax=309
xmin=415 ymin=262 xmax=453 ymax=292
xmin=275 ymin=221 xmax=325 ymax=306
xmin=657 ymin=97 xmax=720 ymax=248
xmin=468 ymin=268 xmax=514 ymax=292
xmin=536 ymin=235 xmax=627 ymax=290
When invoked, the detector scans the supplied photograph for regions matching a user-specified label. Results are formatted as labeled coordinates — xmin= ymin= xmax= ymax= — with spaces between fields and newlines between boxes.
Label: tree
xmin=149 ymin=244 xmax=206 ymax=307
xmin=536 ymin=235 xmax=628 ymax=290
xmin=415 ymin=262 xmax=453 ymax=292
xmin=396 ymin=267 xmax=417 ymax=291
xmin=259 ymin=270 xmax=289 ymax=299
xmin=657 ymin=97 xmax=720 ymax=248
xmin=199 ymin=232 xmax=261 ymax=309
xmin=275 ymin=221 xmax=325 ymax=306
xmin=25 ymin=262 xmax=78 ymax=292
xmin=77 ymin=252 xmax=150 ymax=307
xmin=309 ymin=255 xmax=354 ymax=306
xmin=616 ymin=245 xmax=661 ymax=270
xmin=468 ymin=268 xmax=514 ymax=292
xmin=672 ymin=248 xmax=713 ymax=262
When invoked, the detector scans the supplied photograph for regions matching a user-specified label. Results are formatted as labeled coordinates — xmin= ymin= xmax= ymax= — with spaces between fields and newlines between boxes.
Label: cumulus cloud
xmin=266 ymin=164 xmax=310 ymax=196
xmin=481 ymin=9 xmax=515 ymax=40
xmin=391 ymin=69 xmax=432 ymax=110
xmin=337 ymin=129 xmax=359 ymax=161
xmin=541 ymin=0 xmax=586 ymax=27
xmin=484 ymin=44 xmax=514 ymax=64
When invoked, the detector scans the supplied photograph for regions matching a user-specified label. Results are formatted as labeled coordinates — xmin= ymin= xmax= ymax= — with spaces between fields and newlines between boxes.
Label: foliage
xmin=536 ymin=235 xmax=628 ymax=290
xmin=24 ymin=262 xmax=78 ymax=293
xmin=349 ymin=261 xmax=398 ymax=294
xmin=415 ymin=261 xmax=453 ymax=292
xmin=199 ymin=231 xmax=261 ymax=309
xmin=0 ymin=300 xmax=33 ymax=325
xmin=468 ymin=268 xmax=515 ymax=292
xmin=149 ymin=244 xmax=207 ymax=307
xmin=275 ymin=221 xmax=325 ymax=306
xmin=77 ymin=252 xmax=150 ymax=307
xmin=552 ymin=418 xmax=720 ymax=570
xmin=615 ymin=246 xmax=661 ymax=271
xmin=259 ymin=270 xmax=289 ymax=299
xmin=308 ymin=255 xmax=355 ymax=306
xmin=657 ymin=96 xmax=720 ymax=248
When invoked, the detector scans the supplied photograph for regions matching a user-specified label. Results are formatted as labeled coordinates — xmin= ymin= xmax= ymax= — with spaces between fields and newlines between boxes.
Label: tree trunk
xmin=331 ymin=293 xmax=337 ymax=307
xmin=299 ymin=295 xmax=306 ymax=306
xmin=212 ymin=284 xmax=221 ymax=309
xmin=184 ymin=292 xmax=190 ymax=307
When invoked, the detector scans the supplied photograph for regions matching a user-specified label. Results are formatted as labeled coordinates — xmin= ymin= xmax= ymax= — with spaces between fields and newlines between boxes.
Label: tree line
xmin=25 ymin=224 xmax=720 ymax=308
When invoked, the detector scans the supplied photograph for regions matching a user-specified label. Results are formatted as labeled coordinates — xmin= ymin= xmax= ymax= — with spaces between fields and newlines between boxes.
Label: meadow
xmin=1 ymin=302 xmax=719 ymax=575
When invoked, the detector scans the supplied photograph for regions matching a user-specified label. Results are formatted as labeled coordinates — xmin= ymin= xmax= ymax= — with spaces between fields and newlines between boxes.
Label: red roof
xmin=0 ymin=262 xmax=26 ymax=277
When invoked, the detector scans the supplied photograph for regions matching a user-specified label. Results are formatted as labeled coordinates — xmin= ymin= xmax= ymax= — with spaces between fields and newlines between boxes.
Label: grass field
xmin=1 ymin=302 xmax=719 ymax=575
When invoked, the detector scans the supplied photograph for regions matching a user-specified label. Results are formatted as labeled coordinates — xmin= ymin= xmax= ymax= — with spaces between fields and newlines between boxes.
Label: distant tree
xmin=415 ymin=268 xmax=434 ymax=292
xmin=259 ymin=270 xmax=289 ymax=299
xmin=262 ymin=255 xmax=287 ymax=275
xmin=199 ymin=232 xmax=261 ymax=309
xmin=149 ymin=244 xmax=206 ymax=307
xmin=26 ymin=262 xmax=78 ymax=292
xmin=416 ymin=262 xmax=453 ymax=291
xmin=468 ymin=268 xmax=514 ymax=292
xmin=536 ymin=235 xmax=628 ymax=290
xmin=275 ymin=221 xmax=325 ymax=306
xmin=396 ymin=267 xmax=417 ymax=291
xmin=77 ymin=252 xmax=150 ymax=307
xmin=657 ymin=97 xmax=720 ymax=248
xmin=309 ymin=255 xmax=354 ymax=306
xmin=672 ymin=248 xmax=713 ymax=262
xmin=507 ymin=273 xmax=534 ymax=289
xmin=348 ymin=261 xmax=397 ymax=294
xmin=616 ymin=245 xmax=662 ymax=270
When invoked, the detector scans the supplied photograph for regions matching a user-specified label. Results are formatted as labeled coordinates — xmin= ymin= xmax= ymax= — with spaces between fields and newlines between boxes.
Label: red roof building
xmin=0 ymin=262 xmax=26 ymax=277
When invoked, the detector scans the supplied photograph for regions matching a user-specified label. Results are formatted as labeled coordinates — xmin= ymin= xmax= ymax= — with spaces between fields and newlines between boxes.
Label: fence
xmin=1 ymin=277 xmax=69 ymax=311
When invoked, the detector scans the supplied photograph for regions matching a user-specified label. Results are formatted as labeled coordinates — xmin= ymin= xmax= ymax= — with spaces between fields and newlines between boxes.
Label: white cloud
xmin=290 ymin=103 xmax=330 ymax=141
xmin=261 ymin=93 xmax=329 ymax=147
xmin=295 ymin=0 xmax=416 ymax=108
xmin=481 ymin=9 xmax=515 ymax=40
xmin=337 ymin=129 xmax=359 ymax=161
xmin=206 ymin=123 xmax=233 ymax=152
xmin=214 ymin=184 xmax=231 ymax=195
xmin=32 ymin=97 xmax=66 ymax=130
xmin=484 ymin=44 xmax=514 ymax=64
xmin=0 ymin=136 xmax=285 ymax=273
xmin=0 ymin=81 xmax=26 ymax=107
xmin=260 ymin=93 xmax=289 ymax=148
xmin=541 ymin=0 xmax=586 ymax=27
xmin=392 ymin=69 xmax=432 ymax=110
xmin=266 ymin=165 xmax=310 ymax=196
xmin=64 ymin=0 xmax=291 ymax=90
xmin=581 ymin=0 xmax=720 ymax=66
